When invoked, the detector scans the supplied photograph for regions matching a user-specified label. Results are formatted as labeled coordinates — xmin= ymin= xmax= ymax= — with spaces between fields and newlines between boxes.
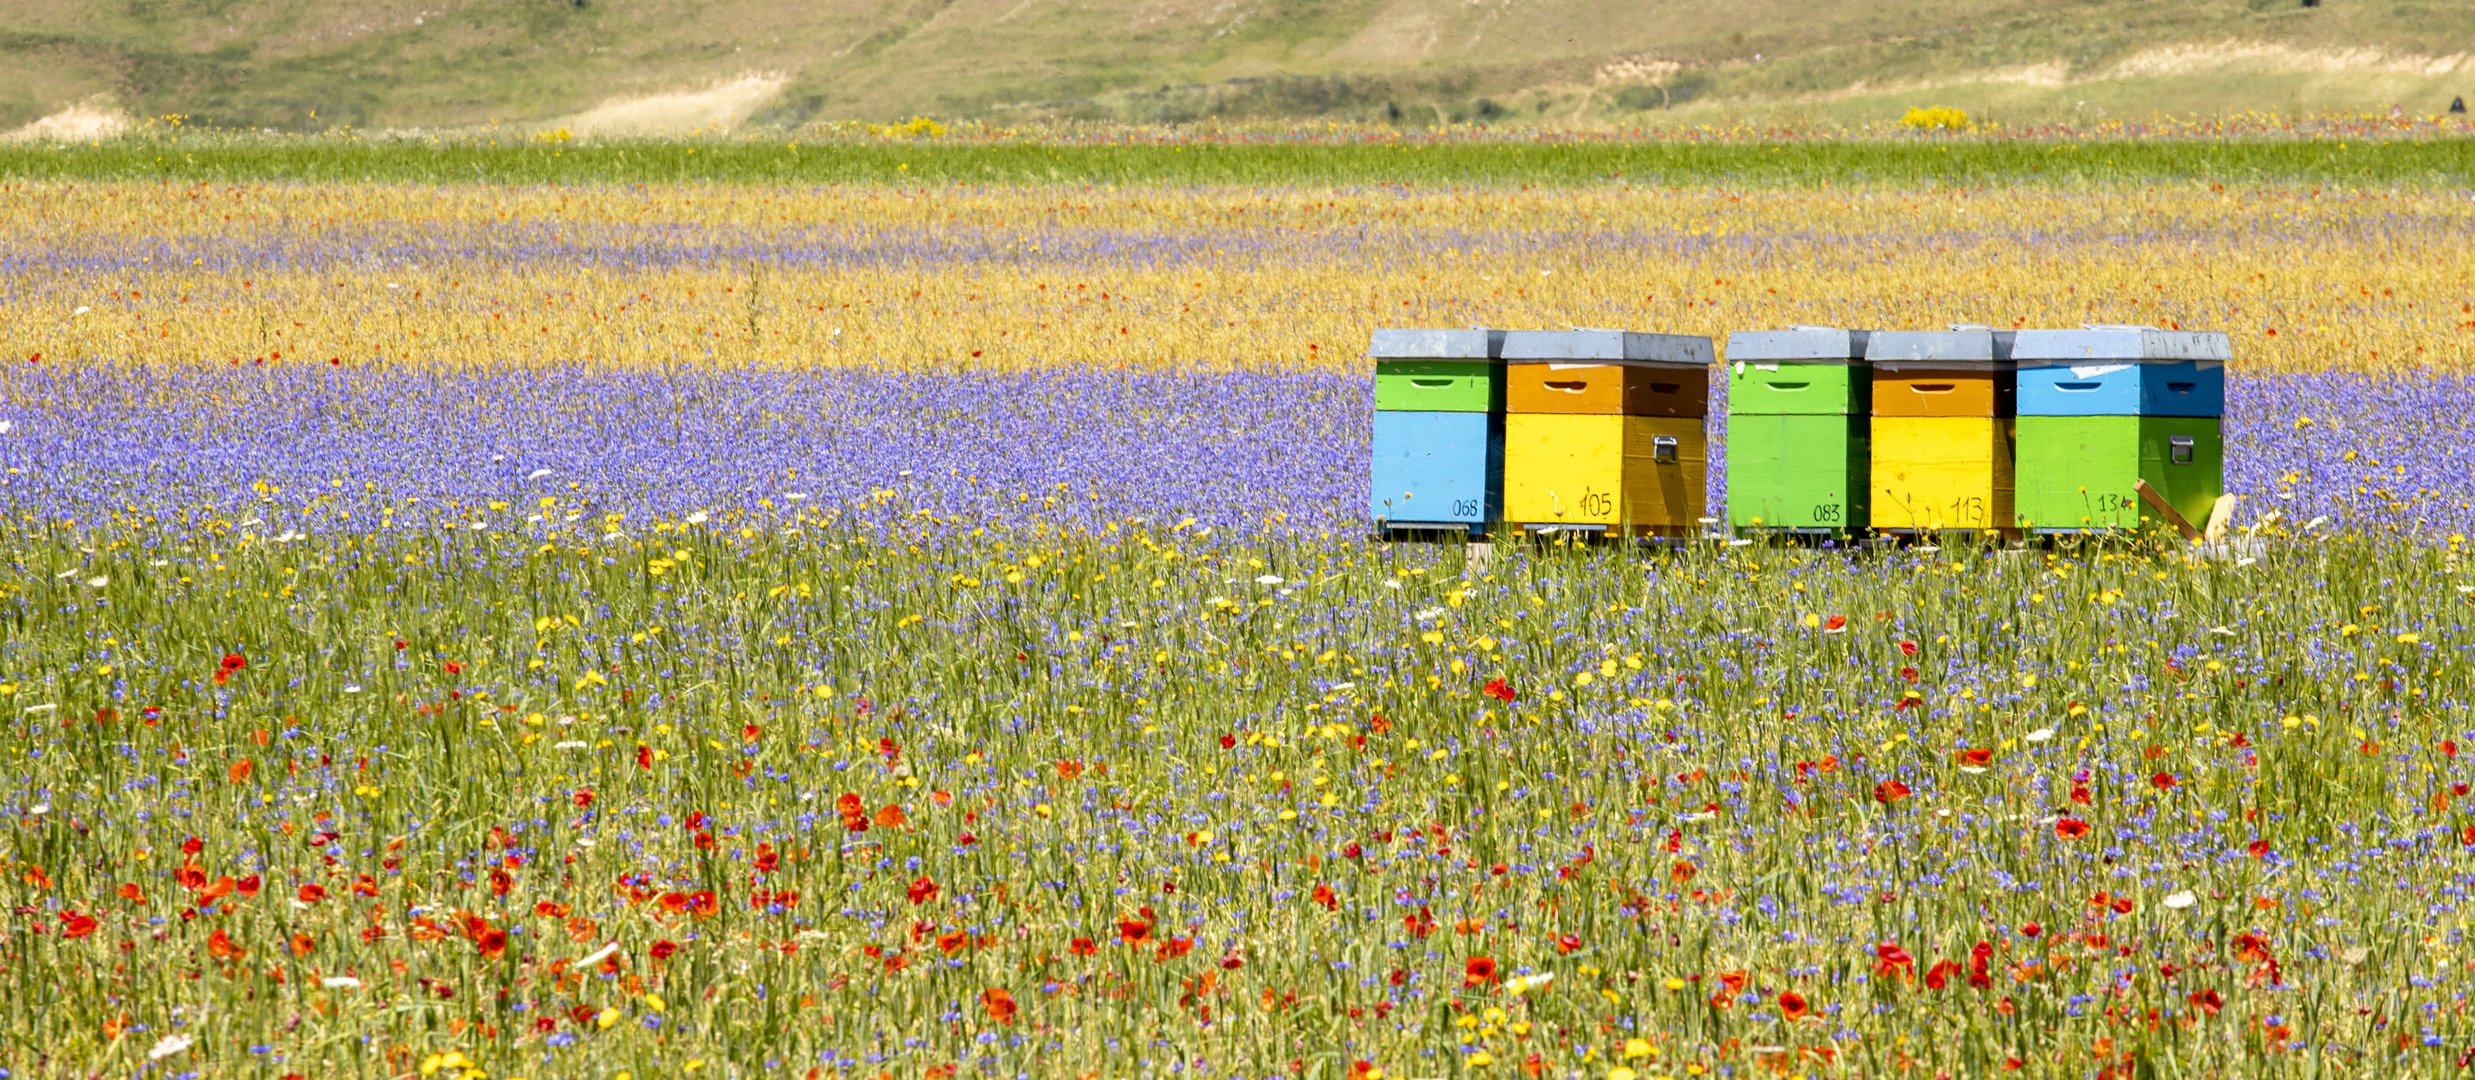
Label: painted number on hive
xmin=1451 ymin=499 xmax=1483 ymax=518
xmin=1579 ymin=490 xmax=1614 ymax=518
xmin=1948 ymin=496 xmax=1986 ymax=523
xmin=1812 ymin=503 xmax=1841 ymax=523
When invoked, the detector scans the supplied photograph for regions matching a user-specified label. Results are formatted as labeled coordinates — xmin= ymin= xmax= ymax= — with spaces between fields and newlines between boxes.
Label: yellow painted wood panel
xmin=1619 ymin=416 xmax=1707 ymax=530
xmin=1506 ymin=363 xmax=1708 ymax=416
xmin=1873 ymin=364 xmax=2010 ymax=417
xmin=1871 ymin=417 xmax=2014 ymax=530
xmin=1504 ymin=413 xmax=1623 ymax=525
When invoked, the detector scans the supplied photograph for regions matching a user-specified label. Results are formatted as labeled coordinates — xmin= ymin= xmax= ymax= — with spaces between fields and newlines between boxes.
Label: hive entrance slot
xmin=2055 ymin=382 xmax=2101 ymax=391
xmin=1409 ymin=378 xmax=1456 ymax=388
xmin=1911 ymin=383 xmax=1956 ymax=394
xmin=1543 ymin=380 xmax=1590 ymax=392
xmin=2166 ymin=382 xmax=2197 ymax=393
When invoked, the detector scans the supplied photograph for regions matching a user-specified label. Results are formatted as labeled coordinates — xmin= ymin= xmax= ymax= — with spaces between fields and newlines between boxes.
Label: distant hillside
xmin=5 ymin=0 xmax=2470 ymax=135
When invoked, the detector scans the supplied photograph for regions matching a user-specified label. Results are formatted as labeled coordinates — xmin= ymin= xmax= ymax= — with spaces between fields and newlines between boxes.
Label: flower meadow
xmin=2 ymin=172 xmax=2475 ymax=1079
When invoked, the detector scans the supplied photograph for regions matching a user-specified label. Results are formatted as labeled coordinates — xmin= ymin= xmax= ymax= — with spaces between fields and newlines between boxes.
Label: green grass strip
xmin=0 ymin=136 xmax=2466 ymax=186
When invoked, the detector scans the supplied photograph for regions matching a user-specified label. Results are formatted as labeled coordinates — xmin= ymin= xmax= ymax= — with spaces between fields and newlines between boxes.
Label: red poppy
xmin=937 ymin=930 xmax=968 ymax=954
xmin=2019 ymin=922 xmax=2042 ymax=938
xmin=1481 ymin=677 xmax=1516 ymax=703
xmin=59 ymin=911 xmax=97 ymax=938
xmin=1311 ymin=883 xmax=1338 ymax=911
xmin=296 ymin=883 xmax=327 ymax=904
xmin=442 ymin=661 xmax=463 ymax=676
xmin=1156 ymin=936 xmax=1194 ymax=961
xmin=2054 ymin=818 xmax=2091 ymax=839
xmin=1822 ymin=614 xmax=1847 ymax=632
xmin=1874 ymin=942 xmax=1915 ymax=976
xmin=1117 ymin=918 xmax=1152 ymax=944
xmin=651 ymin=939 xmax=679 ymax=960
xmin=1464 ymin=955 xmax=1498 ymax=987
xmin=1957 ymin=748 xmax=1993 ymax=768
xmin=2246 ymin=839 xmax=2273 ymax=859
xmin=2151 ymin=772 xmax=2177 ymax=790
xmin=2188 ymin=988 xmax=2223 ymax=1016
xmin=220 ymin=653 xmax=247 ymax=672
xmin=634 ymin=745 xmax=652 ymax=770
xmin=1670 ymin=860 xmax=1697 ymax=884
xmin=1069 ymin=937 xmax=1097 ymax=956
xmin=181 ymin=836 xmax=204 ymax=857
xmin=1873 ymin=779 xmax=1912 ymax=804
xmin=573 ymin=789 xmax=594 ymax=808
xmin=981 ymin=987 xmax=1018 ymax=1025
xmin=1555 ymin=934 xmax=1583 ymax=955
xmin=1923 ymin=959 xmax=1961 ymax=990
xmin=290 ymin=932 xmax=315 ymax=956
xmin=476 ymin=928 xmax=508 ymax=959
xmin=118 ymin=883 xmax=147 ymax=904
xmin=1778 ymin=990 xmax=1810 ymax=1021
xmin=907 ymin=875 xmax=938 ymax=904
xmin=1898 ymin=639 xmax=1919 ymax=656
xmin=207 ymin=928 xmax=244 ymax=960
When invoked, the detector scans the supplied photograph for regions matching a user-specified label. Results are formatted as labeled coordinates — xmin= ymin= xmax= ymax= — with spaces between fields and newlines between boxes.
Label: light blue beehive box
xmin=2013 ymin=326 xmax=2229 ymax=417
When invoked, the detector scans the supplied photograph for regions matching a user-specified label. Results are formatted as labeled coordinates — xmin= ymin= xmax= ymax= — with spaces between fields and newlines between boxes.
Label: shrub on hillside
xmin=1900 ymin=106 xmax=1972 ymax=131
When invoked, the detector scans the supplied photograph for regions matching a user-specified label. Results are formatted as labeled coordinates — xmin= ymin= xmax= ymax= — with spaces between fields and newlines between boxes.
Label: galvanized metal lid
xmin=1726 ymin=326 xmax=1871 ymax=363
xmin=2011 ymin=326 xmax=2232 ymax=364
xmin=1865 ymin=329 xmax=2016 ymax=366
xmin=1367 ymin=328 xmax=1505 ymax=360
xmin=1500 ymin=329 xmax=1714 ymax=366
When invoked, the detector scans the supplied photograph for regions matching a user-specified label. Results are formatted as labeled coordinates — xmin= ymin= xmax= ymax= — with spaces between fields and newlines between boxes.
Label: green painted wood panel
xmin=1729 ymin=362 xmax=1868 ymax=416
xmin=1375 ymin=360 xmax=1500 ymax=413
xmin=2015 ymin=416 xmax=2222 ymax=531
xmin=1728 ymin=413 xmax=1868 ymax=530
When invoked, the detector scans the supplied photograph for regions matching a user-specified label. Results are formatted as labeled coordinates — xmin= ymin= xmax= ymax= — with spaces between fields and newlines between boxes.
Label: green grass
xmin=7 ymin=0 xmax=2473 ymax=130
xmin=0 ymin=519 xmax=2463 ymax=1076
xmin=3 ymin=135 xmax=2470 ymax=187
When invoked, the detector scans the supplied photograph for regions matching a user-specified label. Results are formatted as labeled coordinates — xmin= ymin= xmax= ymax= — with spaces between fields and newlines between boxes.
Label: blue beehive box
xmin=1371 ymin=411 xmax=1501 ymax=528
xmin=2013 ymin=327 xmax=2229 ymax=417
xmin=1370 ymin=329 xmax=1504 ymax=531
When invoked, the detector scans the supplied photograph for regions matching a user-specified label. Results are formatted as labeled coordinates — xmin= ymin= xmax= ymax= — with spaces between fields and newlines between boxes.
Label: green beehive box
xmin=1724 ymin=327 xmax=1871 ymax=532
xmin=1729 ymin=359 xmax=1870 ymax=415
xmin=2014 ymin=416 xmax=2223 ymax=532
xmin=1374 ymin=359 xmax=1502 ymax=412
xmin=1728 ymin=413 xmax=1868 ymax=529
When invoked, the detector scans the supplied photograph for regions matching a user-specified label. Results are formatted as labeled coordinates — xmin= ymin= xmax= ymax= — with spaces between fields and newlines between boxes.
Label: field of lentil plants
xmin=2 ymin=136 xmax=2474 ymax=1079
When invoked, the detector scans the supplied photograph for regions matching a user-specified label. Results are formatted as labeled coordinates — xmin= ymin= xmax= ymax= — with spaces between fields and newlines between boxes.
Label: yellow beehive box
xmin=1504 ymin=414 xmax=1705 ymax=532
xmin=1870 ymin=416 xmax=2013 ymax=532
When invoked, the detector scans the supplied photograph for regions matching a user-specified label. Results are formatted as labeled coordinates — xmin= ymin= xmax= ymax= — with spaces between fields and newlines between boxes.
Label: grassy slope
xmin=2 ymin=137 xmax=2466 ymax=187
xmin=3 ymin=0 xmax=2471 ymax=130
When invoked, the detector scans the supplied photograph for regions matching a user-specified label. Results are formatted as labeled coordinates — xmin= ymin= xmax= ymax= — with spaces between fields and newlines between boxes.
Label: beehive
xmin=1866 ymin=329 xmax=2016 ymax=533
xmin=2012 ymin=327 xmax=2230 ymax=533
xmin=1725 ymin=326 xmax=1870 ymax=532
xmin=1871 ymin=417 xmax=2015 ymax=531
xmin=1368 ymin=329 xmax=1505 ymax=531
xmin=1499 ymin=330 xmax=1714 ymax=534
